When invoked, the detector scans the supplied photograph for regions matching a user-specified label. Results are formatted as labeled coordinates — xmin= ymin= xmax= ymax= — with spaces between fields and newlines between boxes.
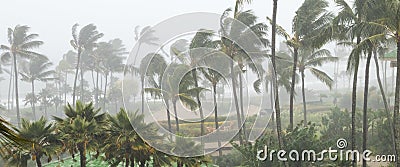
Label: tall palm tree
xmin=353 ymin=0 xmax=400 ymax=164
xmin=18 ymin=117 xmax=60 ymax=167
xmin=133 ymin=26 xmax=159 ymax=65
xmin=70 ymin=23 xmax=103 ymax=105
xmin=0 ymin=25 xmax=44 ymax=127
xmin=201 ymin=52 xmax=230 ymax=156
xmin=53 ymin=101 xmax=106 ymax=167
xmin=270 ymin=0 xmax=284 ymax=151
xmin=271 ymin=0 xmax=333 ymax=130
xmin=334 ymin=1 xmax=368 ymax=165
xmin=20 ymin=57 xmax=55 ymax=120
xmin=296 ymin=49 xmax=337 ymax=125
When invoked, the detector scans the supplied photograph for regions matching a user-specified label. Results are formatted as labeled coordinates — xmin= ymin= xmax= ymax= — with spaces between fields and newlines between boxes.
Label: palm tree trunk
xmin=230 ymin=59 xmax=243 ymax=145
xmin=64 ymin=71 xmax=68 ymax=105
xmin=31 ymin=80 xmax=36 ymax=120
xmin=213 ymin=84 xmax=222 ymax=156
xmin=103 ymin=73 xmax=108 ymax=110
xmin=301 ymin=70 xmax=307 ymax=126
xmin=191 ymin=70 xmax=205 ymax=145
xmin=80 ymin=69 xmax=84 ymax=102
xmin=173 ymin=100 xmax=179 ymax=132
xmin=78 ymin=145 xmax=86 ymax=167
xmin=165 ymin=99 xmax=172 ymax=133
xmin=95 ymin=70 xmax=99 ymax=107
xmin=7 ymin=64 xmax=13 ymax=111
xmin=374 ymin=50 xmax=396 ymax=154
xmin=362 ymin=51 xmax=372 ymax=167
xmin=12 ymin=53 xmax=21 ymax=127
xmin=271 ymin=0 xmax=283 ymax=152
xmin=351 ymin=38 xmax=361 ymax=167
xmin=289 ymin=48 xmax=298 ymax=130
xmin=394 ymin=36 xmax=400 ymax=166
xmin=238 ymin=67 xmax=247 ymax=140
xmin=141 ymin=75 xmax=145 ymax=115
xmin=72 ymin=50 xmax=81 ymax=105
xmin=35 ymin=154 xmax=42 ymax=167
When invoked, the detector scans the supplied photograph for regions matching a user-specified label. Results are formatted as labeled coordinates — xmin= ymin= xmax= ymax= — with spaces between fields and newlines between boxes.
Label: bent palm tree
xmin=296 ymin=49 xmax=337 ymax=125
xmin=0 ymin=25 xmax=44 ymax=127
xmin=70 ymin=24 xmax=103 ymax=105
xmin=20 ymin=57 xmax=55 ymax=120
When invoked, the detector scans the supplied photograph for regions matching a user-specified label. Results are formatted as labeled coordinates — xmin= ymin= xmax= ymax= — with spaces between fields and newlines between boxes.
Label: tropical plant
xmin=70 ymin=23 xmax=103 ymax=105
xmin=296 ymin=48 xmax=337 ymax=125
xmin=103 ymin=109 xmax=163 ymax=167
xmin=19 ymin=57 xmax=55 ymax=120
xmin=18 ymin=117 xmax=61 ymax=167
xmin=53 ymin=101 xmax=106 ymax=167
xmin=0 ymin=25 xmax=44 ymax=127
xmin=133 ymin=26 xmax=159 ymax=64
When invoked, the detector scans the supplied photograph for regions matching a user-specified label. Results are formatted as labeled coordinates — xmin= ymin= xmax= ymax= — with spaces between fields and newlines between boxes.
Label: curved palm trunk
xmin=31 ymin=80 xmax=36 ymax=120
xmin=35 ymin=153 xmax=42 ymax=167
xmin=165 ymin=99 xmax=172 ymax=138
xmin=173 ymin=100 xmax=179 ymax=132
xmin=72 ymin=50 xmax=81 ymax=105
xmin=213 ymin=84 xmax=222 ymax=156
xmin=373 ymin=50 xmax=396 ymax=154
xmin=12 ymin=53 xmax=21 ymax=127
xmin=141 ymin=75 xmax=145 ymax=115
xmin=191 ymin=70 xmax=205 ymax=145
xmin=362 ymin=51 xmax=372 ymax=167
xmin=301 ymin=70 xmax=307 ymax=126
xmin=230 ymin=60 xmax=243 ymax=145
xmin=272 ymin=0 xmax=283 ymax=152
xmin=238 ymin=67 xmax=247 ymax=140
xmin=80 ymin=69 xmax=84 ymax=102
xmin=289 ymin=48 xmax=298 ymax=130
xmin=394 ymin=37 xmax=400 ymax=166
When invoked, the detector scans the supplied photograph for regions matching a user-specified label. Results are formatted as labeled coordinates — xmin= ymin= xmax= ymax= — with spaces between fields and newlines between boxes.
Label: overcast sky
xmin=0 ymin=0 xmax=310 ymax=63
xmin=3 ymin=0 xmax=381 ymax=99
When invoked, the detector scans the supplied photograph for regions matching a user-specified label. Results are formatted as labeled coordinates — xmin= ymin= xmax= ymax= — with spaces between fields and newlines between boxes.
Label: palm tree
xmin=57 ymin=51 xmax=75 ymax=104
xmin=0 ymin=25 xmax=44 ymax=127
xmin=103 ymin=109 xmax=162 ymax=167
xmin=18 ymin=117 xmax=60 ymax=167
xmin=0 ymin=117 xmax=25 ymax=158
xmin=334 ymin=1 xmax=368 ymax=165
xmin=53 ymin=101 xmax=106 ymax=167
xmin=220 ymin=1 xmax=266 ymax=144
xmin=352 ymin=0 xmax=400 ymax=164
xmin=201 ymin=52 xmax=230 ymax=156
xmin=70 ymin=23 xmax=103 ymax=105
xmin=133 ymin=26 xmax=159 ymax=65
xmin=271 ymin=0 xmax=333 ymax=130
xmin=19 ymin=57 xmax=55 ymax=120
xmin=270 ymin=0 xmax=285 ymax=151
xmin=296 ymin=49 xmax=337 ymax=125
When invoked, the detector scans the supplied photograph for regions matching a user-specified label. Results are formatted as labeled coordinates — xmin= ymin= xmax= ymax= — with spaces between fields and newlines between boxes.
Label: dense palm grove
xmin=0 ymin=0 xmax=400 ymax=166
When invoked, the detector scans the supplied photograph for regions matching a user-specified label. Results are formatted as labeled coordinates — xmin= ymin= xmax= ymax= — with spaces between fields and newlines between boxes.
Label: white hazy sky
xmin=0 ymin=0 xmax=309 ymax=64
